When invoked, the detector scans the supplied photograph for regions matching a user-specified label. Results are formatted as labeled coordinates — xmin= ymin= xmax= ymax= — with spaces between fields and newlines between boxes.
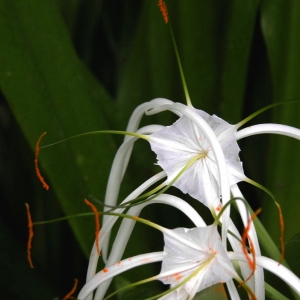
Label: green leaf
xmin=260 ymin=0 xmax=300 ymax=246
xmin=285 ymin=233 xmax=300 ymax=276
xmin=0 ymin=0 xmax=115 ymax=256
xmin=194 ymin=284 xmax=228 ymax=300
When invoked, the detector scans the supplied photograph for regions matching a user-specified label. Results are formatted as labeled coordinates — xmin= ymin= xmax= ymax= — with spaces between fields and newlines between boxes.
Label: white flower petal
xmin=228 ymin=252 xmax=300 ymax=295
xmin=226 ymin=279 xmax=241 ymax=300
xmin=230 ymin=184 xmax=265 ymax=299
xmin=159 ymin=287 xmax=189 ymax=300
xmin=102 ymin=124 xmax=165 ymax=260
xmin=87 ymin=171 xmax=167 ymax=287
xmin=236 ymin=123 xmax=300 ymax=141
xmin=77 ymin=252 xmax=164 ymax=300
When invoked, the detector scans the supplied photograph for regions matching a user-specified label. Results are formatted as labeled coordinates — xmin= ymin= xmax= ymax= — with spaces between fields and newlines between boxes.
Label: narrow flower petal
xmin=122 ymin=98 xmax=174 ymax=177
xmin=226 ymin=219 xmax=256 ymax=293
xmin=102 ymin=125 xmax=165 ymax=260
xmin=87 ymin=171 xmax=166 ymax=283
xmin=237 ymin=123 xmax=300 ymax=141
xmin=230 ymin=184 xmax=264 ymax=299
xmin=226 ymin=279 xmax=241 ymax=300
xmin=228 ymin=252 xmax=300 ymax=295
xmin=77 ymin=252 xmax=164 ymax=300
xmin=125 ymin=98 xmax=174 ymax=137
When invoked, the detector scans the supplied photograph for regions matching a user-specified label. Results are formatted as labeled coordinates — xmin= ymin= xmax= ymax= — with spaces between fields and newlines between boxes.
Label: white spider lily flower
xmin=149 ymin=107 xmax=243 ymax=210
xmin=90 ymin=193 xmax=206 ymax=300
xmin=78 ymin=222 xmax=241 ymax=300
xmin=101 ymin=98 xmax=174 ymax=260
xmin=78 ymin=220 xmax=300 ymax=300
xmin=146 ymin=102 xmax=232 ymax=244
xmin=158 ymin=224 xmax=239 ymax=300
xmin=93 ymin=194 xmax=263 ymax=300
xmin=146 ymin=102 xmax=300 ymax=209
xmin=101 ymin=99 xmax=233 ymax=261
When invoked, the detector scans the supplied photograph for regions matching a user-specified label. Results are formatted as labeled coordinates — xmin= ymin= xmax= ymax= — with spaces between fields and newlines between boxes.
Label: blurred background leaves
xmin=0 ymin=0 xmax=300 ymax=299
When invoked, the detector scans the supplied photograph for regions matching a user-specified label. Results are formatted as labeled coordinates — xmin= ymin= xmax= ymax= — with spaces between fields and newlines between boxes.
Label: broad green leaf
xmin=218 ymin=0 xmax=261 ymax=122
xmin=0 ymin=218 xmax=58 ymax=299
xmin=260 ymin=0 xmax=300 ymax=246
xmin=194 ymin=284 xmax=228 ymax=300
xmin=0 ymin=0 xmax=115 ymax=256
xmin=285 ymin=233 xmax=300 ymax=276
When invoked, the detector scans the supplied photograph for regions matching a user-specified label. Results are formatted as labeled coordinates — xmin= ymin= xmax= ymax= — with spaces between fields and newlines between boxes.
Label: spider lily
xmin=86 ymin=99 xmax=300 ymax=299
xmin=77 ymin=215 xmax=300 ymax=300
xmin=101 ymin=99 xmax=233 ymax=259
xmin=88 ymin=189 xmax=266 ymax=300
xmin=148 ymin=105 xmax=243 ymax=212
xmin=146 ymin=101 xmax=300 ymax=209
xmin=78 ymin=220 xmax=241 ymax=300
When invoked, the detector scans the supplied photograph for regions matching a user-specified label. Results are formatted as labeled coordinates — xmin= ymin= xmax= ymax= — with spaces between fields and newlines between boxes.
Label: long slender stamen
xmin=157 ymin=0 xmax=192 ymax=107
xmin=34 ymin=132 xmax=49 ymax=190
xmin=63 ymin=278 xmax=78 ymax=300
xmin=169 ymin=27 xmax=192 ymax=107
xmin=235 ymin=100 xmax=300 ymax=129
xmin=85 ymin=199 xmax=101 ymax=256
xmin=241 ymin=208 xmax=262 ymax=287
xmin=25 ymin=202 xmax=34 ymax=268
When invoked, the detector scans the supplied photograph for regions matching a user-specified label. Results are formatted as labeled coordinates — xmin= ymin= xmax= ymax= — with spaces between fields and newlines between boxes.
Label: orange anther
xmin=34 ymin=132 xmax=49 ymax=190
xmin=158 ymin=0 xmax=168 ymax=24
xmin=84 ymin=199 xmax=101 ymax=256
xmin=25 ymin=203 xmax=34 ymax=268
xmin=62 ymin=278 xmax=78 ymax=300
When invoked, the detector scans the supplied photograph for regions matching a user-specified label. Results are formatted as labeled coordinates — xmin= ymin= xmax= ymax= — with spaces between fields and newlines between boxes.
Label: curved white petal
xmin=227 ymin=220 xmax=255 ymax=293
xmin=226 ymin=279 xmax=241 ymax=300
xmin=237 ymin=123 xmax=300 ymax=141
xmin=158 ymin=287 xmax=189 ymax=300
xmin=231 ymin=184 xmax=264 ymax=299
xmin=145 ymin=99 xmax=181 ymax=117
xmin=102 ymin=125 xmax=165 ymax=260
xmin=122 ymin=98 xmax=174 ymax=176
xmin=124 ymin=98 xmax=174 ymax=141
xmin=77 ymin=252 xmax=164 ymax=300
xmin=228 ymin=252 xmax=300 ymax=295
xmin=87 ymin=171 xmax=166 ymax=286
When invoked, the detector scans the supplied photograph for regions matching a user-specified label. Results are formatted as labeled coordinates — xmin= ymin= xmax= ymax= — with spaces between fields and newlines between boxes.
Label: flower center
xmin=198 ymin=150 xmax=208 ymax=159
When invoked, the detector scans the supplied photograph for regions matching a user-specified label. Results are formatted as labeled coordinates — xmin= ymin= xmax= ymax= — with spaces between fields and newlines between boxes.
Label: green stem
xmin=168 ymin=22 xmax=192 ymax=107
xmin=265 ymin=282 xmax=290 ymax=300
xmin=236 ymin=99 xmax=300 ymax=129
xmin=40 ymin=130 xmax=149 ymax=148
